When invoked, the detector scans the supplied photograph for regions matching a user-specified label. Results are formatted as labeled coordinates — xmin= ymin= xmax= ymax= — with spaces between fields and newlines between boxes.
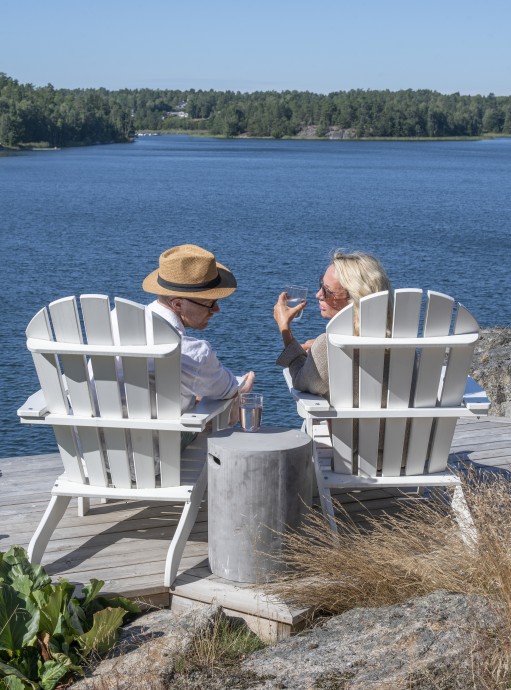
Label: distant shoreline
xmin=2 ymin=133 xmax=510 ymax=153
xmin=144 ymin=130 xmax=511 ymax=143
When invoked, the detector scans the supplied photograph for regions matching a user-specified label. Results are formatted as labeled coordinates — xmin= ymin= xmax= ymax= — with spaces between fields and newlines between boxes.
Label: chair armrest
xmin=283 ymin=368 xmax=331 ymax=413
xmin=463 ymin=376 xmax=490 ymax=412
xmin=17 ymin=390 xmax=48 ymax=419
xmin=27 ymin=337 xmax=179 ymax=358
xmin=180 ymin=396 xmax=233 ymax=427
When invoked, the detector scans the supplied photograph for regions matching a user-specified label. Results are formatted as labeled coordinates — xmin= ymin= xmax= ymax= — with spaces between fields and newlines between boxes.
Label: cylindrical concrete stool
xmin=207 ymin=427 xmax=312 ymax=583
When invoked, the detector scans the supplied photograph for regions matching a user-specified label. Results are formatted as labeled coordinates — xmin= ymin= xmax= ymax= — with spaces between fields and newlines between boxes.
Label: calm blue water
xmin=1 ymin=136 xmax=510 ymax=457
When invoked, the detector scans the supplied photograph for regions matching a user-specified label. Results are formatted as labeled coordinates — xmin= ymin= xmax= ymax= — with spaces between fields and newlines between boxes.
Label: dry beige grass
xmin=269 ymin=467 xmax=511 ymax=687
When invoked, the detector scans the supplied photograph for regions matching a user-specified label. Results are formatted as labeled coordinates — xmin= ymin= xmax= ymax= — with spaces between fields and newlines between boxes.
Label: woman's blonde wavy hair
xmin=330 ymin=250 xmax=393 ymax=333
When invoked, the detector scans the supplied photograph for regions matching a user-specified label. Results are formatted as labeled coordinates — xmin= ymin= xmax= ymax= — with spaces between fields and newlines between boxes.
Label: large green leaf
xmin=62 ymin=599 xmax=84 ymax=637
xmin=0 ymin=549 xmax=50 ymax=592
xmin=0 ymin=587 xmax=39 ymax=652
xmin=96 ymin=595 xmax=140 ymax=618
xmin=0 ymin=659 xmax=36 ymax=688
xmin=5 ymin=579 xmax=31 ymax=602
xmin=48 ymin=637 xmax=81 ymax=668
xmin=31 ymin=582 xmax=73 ymax=637
xmin=77 ymin=608 xmax=126 ymax=655
xmin=49 ymin=652 xmax=82 ymax=675
xmin=0 ymin=675 xmax=30 ymax=690
xmin=6 ymin=648 xmax=38 ymax=683
xmin=78 ymin=579 xmax=105 ymax=611
xmin=39 ymin=660 xmax=71 ymax=690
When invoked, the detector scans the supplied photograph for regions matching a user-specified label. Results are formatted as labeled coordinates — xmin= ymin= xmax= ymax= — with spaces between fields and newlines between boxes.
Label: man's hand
xmin=228 ymin=394 xmax=240 ymax=427
xmin=229 ymin=371 xmax=256 ymax=426
xmin=239 ymin=371 xmax=255 ymax=394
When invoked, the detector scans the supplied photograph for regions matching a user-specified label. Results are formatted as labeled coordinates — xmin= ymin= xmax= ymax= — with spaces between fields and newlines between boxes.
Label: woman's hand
xmin=273 ymin=291 xmax=306 ymax=332
xmin=301 ymin=338 xmax=315 ymax=352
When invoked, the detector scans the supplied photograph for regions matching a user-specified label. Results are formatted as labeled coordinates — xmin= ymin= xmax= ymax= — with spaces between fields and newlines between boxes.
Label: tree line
xmin=1 ymin=73 xmax=510 ymax=147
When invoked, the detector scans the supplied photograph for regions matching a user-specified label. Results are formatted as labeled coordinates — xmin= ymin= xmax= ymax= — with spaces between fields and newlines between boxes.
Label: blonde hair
xmin=330 ymin=250 xmax=392 ymax=333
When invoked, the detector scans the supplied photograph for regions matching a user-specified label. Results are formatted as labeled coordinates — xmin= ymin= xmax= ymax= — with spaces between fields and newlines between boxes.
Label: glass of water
xmin=285 ymin=285 xmax=308 ymax=321
xmin=239 ymin=393 xmax=263 ymax=432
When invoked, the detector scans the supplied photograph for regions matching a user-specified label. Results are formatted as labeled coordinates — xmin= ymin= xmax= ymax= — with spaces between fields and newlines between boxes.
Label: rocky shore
xmin=72 ymin=327 xmax=511 ymax=689
xmin=471 ymin=327 xmax=511 ymax=417
xmin=73 ymin=593 xmax=502 ymax=689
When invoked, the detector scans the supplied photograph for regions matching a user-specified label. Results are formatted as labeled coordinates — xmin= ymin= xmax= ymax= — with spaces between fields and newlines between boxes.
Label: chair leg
xmin=28 ymin=495 xmax=72 ymax=564
xmin=164 ymin=465 xmax=207 ymax=587
xmin=312 ymin=445 xmax=338 ymax=534
xmin=451 ymin=484 xmax=477 ymax=546
xmin=77 ymin=497 xmax=91 ymax=516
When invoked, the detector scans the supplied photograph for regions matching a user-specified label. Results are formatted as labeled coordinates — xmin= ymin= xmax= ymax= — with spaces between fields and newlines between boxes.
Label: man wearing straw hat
xmin=142 ymin=244 xmax=255 ymax=428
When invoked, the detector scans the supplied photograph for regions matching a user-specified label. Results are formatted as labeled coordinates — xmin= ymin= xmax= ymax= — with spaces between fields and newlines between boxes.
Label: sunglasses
xmin=184 ymin=297 xmax=218 ymax=310
xmin=319 ymin=278 xmax=350 ymax=301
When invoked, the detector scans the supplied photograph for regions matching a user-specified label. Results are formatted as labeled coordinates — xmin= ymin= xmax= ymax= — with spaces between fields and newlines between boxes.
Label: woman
xmin=274 ymin=250 xmax=392 ymax=398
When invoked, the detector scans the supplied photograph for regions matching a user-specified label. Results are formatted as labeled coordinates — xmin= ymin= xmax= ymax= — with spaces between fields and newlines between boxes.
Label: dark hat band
xmin=157 ymin=273 xmax=222 ymax=292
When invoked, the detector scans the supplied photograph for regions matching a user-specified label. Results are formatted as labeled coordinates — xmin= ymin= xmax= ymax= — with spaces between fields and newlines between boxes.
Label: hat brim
xmin=142 ymin=262 xmax=237 ymax=299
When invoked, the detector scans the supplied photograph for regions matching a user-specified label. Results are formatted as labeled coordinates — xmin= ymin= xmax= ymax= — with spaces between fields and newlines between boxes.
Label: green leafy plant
xmin=0 ymin=546 xmax=139 ymax=690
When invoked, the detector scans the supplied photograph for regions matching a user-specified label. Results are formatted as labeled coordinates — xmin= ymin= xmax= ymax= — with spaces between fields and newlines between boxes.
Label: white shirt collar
xmin=148 ymin=299 xmax=186 ymax=336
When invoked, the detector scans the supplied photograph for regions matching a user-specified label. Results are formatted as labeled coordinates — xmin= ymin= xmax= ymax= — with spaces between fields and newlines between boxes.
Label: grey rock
xmin=71 ymin=604 xmax=221 ymax=690
xmin=242 ymin=591 xmax=500 ymax=689
xmin=471 ymin=327 xmax=511 ymax=417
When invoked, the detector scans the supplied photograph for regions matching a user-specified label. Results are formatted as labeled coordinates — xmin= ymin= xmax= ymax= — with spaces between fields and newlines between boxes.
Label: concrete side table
xmin=207 ymin=427 xmax=312 ymax=583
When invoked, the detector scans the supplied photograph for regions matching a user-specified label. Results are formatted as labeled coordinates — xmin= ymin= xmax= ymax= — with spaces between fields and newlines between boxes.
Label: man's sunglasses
xmin=184 ymin=297 xmax=218 ymax=310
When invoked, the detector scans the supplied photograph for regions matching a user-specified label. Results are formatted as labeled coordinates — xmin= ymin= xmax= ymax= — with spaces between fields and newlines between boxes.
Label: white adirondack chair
xmin=284 ymin=289 xmax=490 ymax=532
xmin=17 ymin=295 xmax=233 ymax=586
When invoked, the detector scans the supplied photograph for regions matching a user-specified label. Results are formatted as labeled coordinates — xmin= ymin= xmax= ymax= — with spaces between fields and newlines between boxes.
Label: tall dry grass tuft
xmin=269 ymin=466 xmax=511 ymax=686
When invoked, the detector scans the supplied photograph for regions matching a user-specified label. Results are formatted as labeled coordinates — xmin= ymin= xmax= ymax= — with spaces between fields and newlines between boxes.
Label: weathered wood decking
xmin=1 ymin=416 xmax=510 ymax=640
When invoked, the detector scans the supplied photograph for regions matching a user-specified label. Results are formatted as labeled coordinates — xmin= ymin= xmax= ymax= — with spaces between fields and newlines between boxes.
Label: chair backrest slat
xmin=81 ymin=295 xmax=124 ymax=418
xmin=150 ymin=310 xmax=182 ymax=487
xmin=387 ymin=289 xmax=422 ymax=407
xmin=406 ymin=292 xmax=454 ymax=475
xmin=115 ymin=298 xmax=155 ymax=488
xmin=151 ymin=311 xmax=181 ymax=419
xmin=26 ymin=308 xmax=69 ymax=414
xmin=53 ymin=425 xmax=85 ymax=484
xmin=27 ymin=306 xmax=86 ymax=483
xmin=440 ymin=303 xmax=479 ymax=407
xmin=357 ymin=292 xmax=389 ymax=477
xmin=327 ymin=307 xmax=355 ymax=473
xmin=26 ymin=305 xmax=85 ymax=483
xmin=327 ymin=307 xmax=354 ymax=407
xmin=115 ymin=298 xmax=151 ymax=419
xmin=81 ymin=295 xmax=131 ymax=488
xmin=382 ymin=289 xmax=422 ymax=476
xmin=428 ymin=303 xmax=480 ymax=473
xmin=412 ymin=292 xmax=454 ymax=407
xmin=49 ymin=297 xmax=96 ymax=417
xmin=49 ymin=297 xmax=108 ymax=486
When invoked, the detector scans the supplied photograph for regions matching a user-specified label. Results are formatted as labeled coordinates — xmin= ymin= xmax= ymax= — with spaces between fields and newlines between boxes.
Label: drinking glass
xmin=285 ymin=285 xmax=308 ymax=321
xmin=239 ymin=393 xmax=263 ymax=432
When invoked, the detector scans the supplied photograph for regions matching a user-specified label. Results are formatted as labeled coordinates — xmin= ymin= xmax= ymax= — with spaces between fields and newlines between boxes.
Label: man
xmin=142 ymin=244 xmax=255 ymax=423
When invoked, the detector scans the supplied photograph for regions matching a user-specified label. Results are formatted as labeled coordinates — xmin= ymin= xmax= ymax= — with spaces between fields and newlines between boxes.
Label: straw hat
xmin=142 ymin=244 xmax=237 ymax=299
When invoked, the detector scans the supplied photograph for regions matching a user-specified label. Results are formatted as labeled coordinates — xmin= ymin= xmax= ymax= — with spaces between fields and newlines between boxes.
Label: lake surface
xmin=1 ymin=136 xmax=510 ymax=457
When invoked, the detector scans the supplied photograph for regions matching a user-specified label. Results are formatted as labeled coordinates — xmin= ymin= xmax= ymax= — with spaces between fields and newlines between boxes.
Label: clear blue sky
xmin=2 ymin=0 xmax=510 ymax=95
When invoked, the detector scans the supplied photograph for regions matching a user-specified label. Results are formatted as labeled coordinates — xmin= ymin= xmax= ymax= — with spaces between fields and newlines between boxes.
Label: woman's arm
xmin=276 ymin=333 xmax=329 ymax=398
